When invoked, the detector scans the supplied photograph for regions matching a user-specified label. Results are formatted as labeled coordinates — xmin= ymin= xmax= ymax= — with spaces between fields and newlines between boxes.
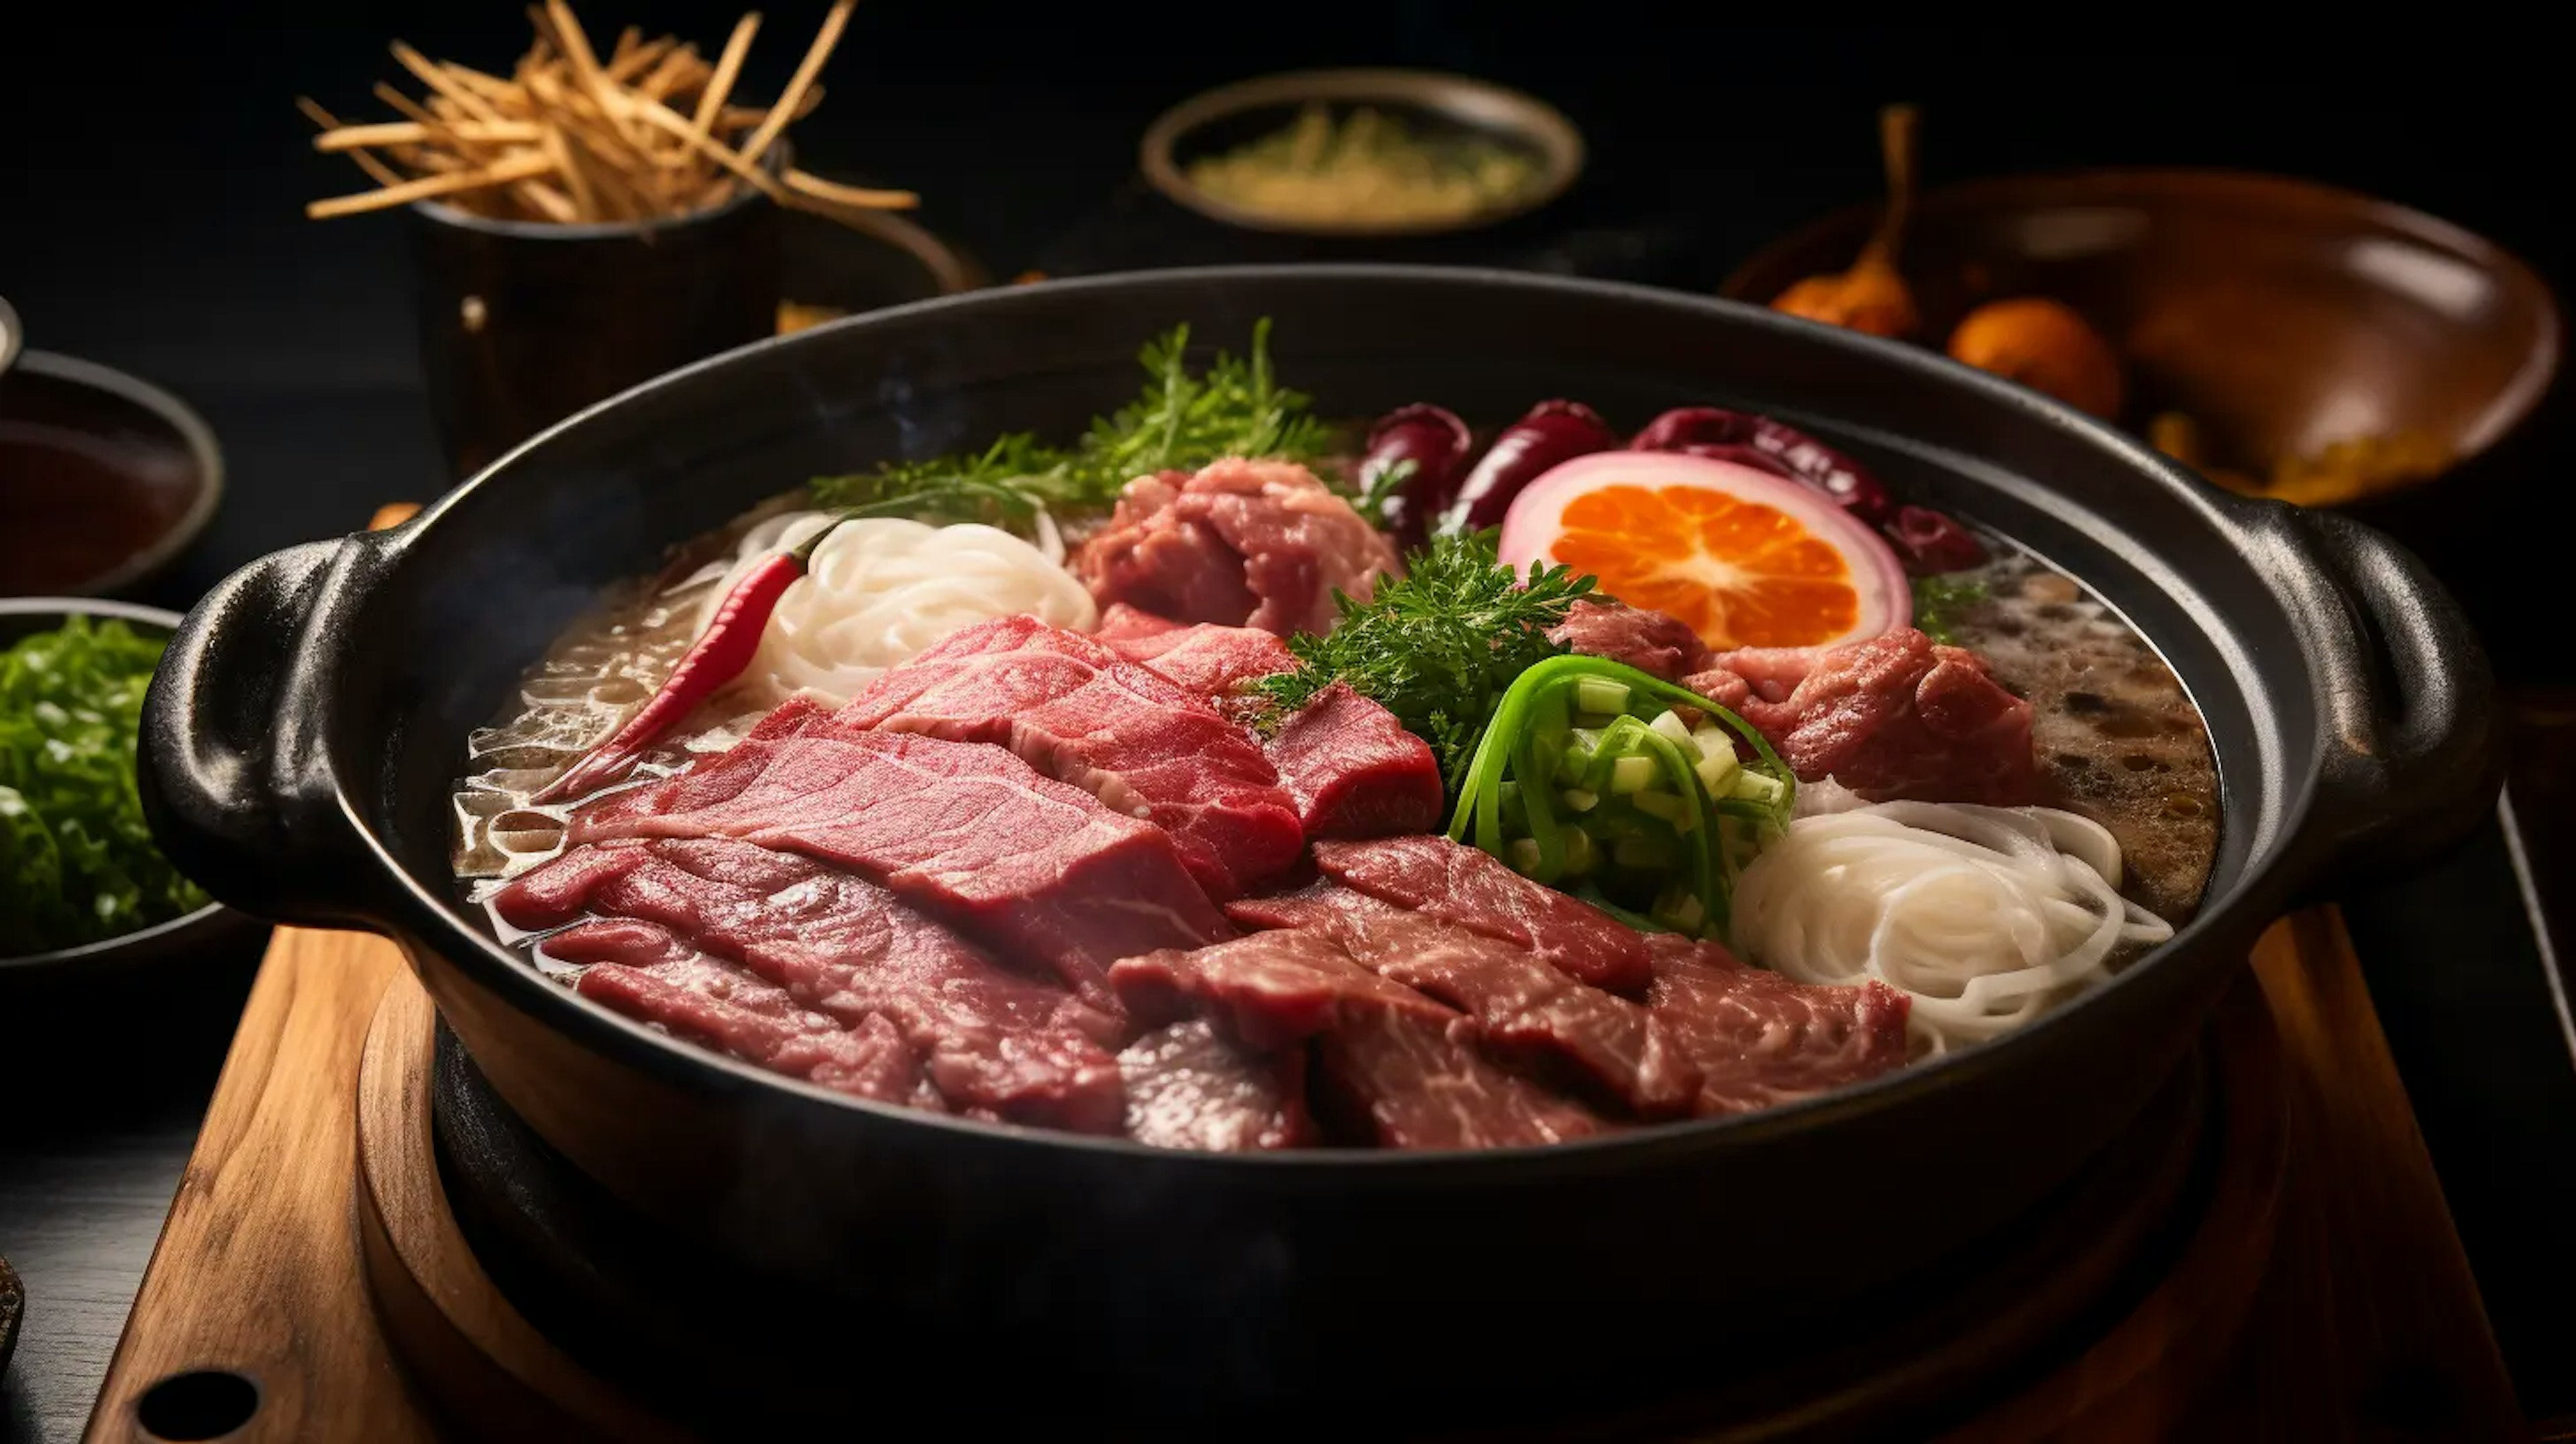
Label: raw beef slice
xmin=835 ymin=614 xmax=1303 ymax=898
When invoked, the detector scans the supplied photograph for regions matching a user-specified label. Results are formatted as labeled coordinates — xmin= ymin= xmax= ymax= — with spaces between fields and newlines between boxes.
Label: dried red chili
xmin=534 ymin=517 xmax=843 ymax=804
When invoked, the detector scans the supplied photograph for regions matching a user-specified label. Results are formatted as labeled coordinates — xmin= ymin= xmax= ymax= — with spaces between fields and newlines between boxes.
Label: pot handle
xmin=2257 ymin=504 xmax=2499 ymax=893
xmin=141 ymin=532 xmax=402 ymax=931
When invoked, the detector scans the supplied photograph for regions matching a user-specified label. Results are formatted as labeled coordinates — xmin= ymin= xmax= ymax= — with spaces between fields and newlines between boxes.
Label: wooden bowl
xmin=1722 ymin=170 xmax=2561 ymax=504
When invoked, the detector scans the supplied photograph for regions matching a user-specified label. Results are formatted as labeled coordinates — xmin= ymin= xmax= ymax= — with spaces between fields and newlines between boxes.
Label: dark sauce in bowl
xmin=0 ymin=355 xmax=221 ymax=596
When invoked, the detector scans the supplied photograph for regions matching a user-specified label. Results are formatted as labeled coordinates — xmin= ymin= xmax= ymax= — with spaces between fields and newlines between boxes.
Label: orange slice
xmin=1497 ymin=451 xmax=1907 ymax=651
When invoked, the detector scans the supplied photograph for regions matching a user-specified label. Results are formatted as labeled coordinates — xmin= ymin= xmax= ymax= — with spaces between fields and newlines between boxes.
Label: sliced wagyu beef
xmin=833 ymin=615 xmax=1302 ymax=898
xmin=1313 ymin=1011 xmax=1608 ymax=1149
xmin=1227 ymin=886 xmax=1699 ymax=1117
xmin=1642 ymin=936 xmax=1913 ymax=1116
xmin=496 ymin=836 xmax=1127 ymax=1132
xmin=1310 ymin=835 xmax=1654 ymax=994
xmin=1117 ymin=1018 xmax=1313 ymax=1151
xmin=1092 ymin=612 xmax=1443 ymax=842
xmin=1097 ymin=613 xmax=1299 ymax=699
xmin=566 ymin=728 xmax=1230 ymax=1013
xmin=1110 ymin=928 xmax=1451 ymax=1049
xmin=544 ymin=918 xmax=949 ymax=1113
xmin=1110 ymin=929 xmax=1608 ymax=1149
xmin=1262 ymin=682 xmax=1444 ymax=841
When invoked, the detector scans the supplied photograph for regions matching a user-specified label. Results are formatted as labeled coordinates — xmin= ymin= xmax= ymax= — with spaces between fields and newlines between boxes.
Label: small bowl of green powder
xmin=2 ymin=598 xmax=250 ymax=979
xmin=1144 ymin=70 xmax=1584 ymax=238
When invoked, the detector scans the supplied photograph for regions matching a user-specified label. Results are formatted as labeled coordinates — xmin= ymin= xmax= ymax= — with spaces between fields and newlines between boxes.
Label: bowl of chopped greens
xmin=2 ymin=597 xmax=249 ymax=978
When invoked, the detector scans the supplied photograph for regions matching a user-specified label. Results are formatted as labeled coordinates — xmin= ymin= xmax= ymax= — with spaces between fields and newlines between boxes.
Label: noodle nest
xmin=700 ymin=510 xmax=1095 ymax=709
xmin=1733 ymin=789 xmax=2174 ymax=1055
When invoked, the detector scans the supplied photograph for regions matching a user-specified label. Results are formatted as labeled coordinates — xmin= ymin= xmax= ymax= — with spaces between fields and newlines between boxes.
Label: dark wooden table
xmin=0 ymin=944 xmax=263 ymax=1443
xmin=5 ymin=13 xmax=2573 ymax=1440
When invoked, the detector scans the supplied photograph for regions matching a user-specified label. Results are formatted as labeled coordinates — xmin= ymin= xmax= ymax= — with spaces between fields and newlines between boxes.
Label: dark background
xmin=4 ymin=7 xmax=2569 ymax=660
xmin=4 ymin=5 xmax=2571 ymax=1440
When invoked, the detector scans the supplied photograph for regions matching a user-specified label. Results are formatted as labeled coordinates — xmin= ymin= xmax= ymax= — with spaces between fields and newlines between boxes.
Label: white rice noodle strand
xmin=692 ymin=509 xmax=1095 ymax=710
xmin=1733 ymin=797 xmax=2174 ymax=1057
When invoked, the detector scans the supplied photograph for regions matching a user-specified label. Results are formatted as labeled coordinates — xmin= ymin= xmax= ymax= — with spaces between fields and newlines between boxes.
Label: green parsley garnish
xmin=1250 ymin=531 xmax=1597 ymax=797
xmin=2 ymin=616 xmax=209 ymax=955
xmin=810 ymin=318 xmax=1330 ymax=529
xmin=1911 ymin=574 xmax=1989 ymax=646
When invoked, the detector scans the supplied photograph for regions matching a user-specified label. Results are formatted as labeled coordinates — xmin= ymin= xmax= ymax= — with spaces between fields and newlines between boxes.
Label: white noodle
xmin=695 ymin=510 xmax=1096 ymax=709
xmin=1733 ymin=797 xmax=2174 ymax=1056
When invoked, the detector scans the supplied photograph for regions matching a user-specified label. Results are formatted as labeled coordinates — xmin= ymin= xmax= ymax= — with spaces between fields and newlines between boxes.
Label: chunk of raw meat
xmin=1110 ymin=928 xmax=1450 ymax=1050
xmin=834 ymin=615 xmax=1302 ymax=898
xmin=1310 ymin=835 xmax=1654 ymax=994
xmin=1645 ymin=940 xmax=1913 ymax=1115
xmin=557 ymin=924 xmax=947 ymax=1112
xmin=1314 ymin=1011 xmax=1609 ymax=1149
xmin=1118 ymin=1019 xmax=1312 ymax=1151
xmin=1548 ymin=598 xmax=1715 ymax=682
xmin=1102 ymin=619 xmax=1298 ymax=699
xmin=1228 ymin=886 xmax=1699 ymax=1117
xmin=1262 ymin=683 xmax=1444 ymax=841
xmin=566 ymin=729 xmax=1230 ymax=1013
xmin=498 ymin=836 xmax=1126 ymax=1131
xmin=1074 ymin=458 xmax=1401 ymax=638
xmin=1682 ymin=628 xmax=2038 ymax=805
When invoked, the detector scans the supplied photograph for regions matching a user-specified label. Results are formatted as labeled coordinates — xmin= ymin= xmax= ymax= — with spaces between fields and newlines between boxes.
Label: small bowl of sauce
xmin=0 ymin=340 xmax=223 ymax=598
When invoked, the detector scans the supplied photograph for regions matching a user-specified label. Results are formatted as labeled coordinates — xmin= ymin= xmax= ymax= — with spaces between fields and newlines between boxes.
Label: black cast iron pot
xmin=140 ymin=268 xmax=2493 ymax=1435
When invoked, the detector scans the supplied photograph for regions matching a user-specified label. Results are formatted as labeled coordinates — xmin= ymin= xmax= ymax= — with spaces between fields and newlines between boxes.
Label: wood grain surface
xmin=353 ymin=978 xmax=687 ymax=1444
xmin=78 ymin=502 xmax=434 ymax=1444
xmin=2213 ymin=909 xmax=2528 ymax=1441
xmin=81 ymin=930 xmax=431 ymax=1444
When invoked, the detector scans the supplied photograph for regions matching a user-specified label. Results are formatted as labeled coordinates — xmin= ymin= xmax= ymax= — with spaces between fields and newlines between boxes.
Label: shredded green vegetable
xmin=1911 ymin=574 xmax=1989 ymax=646
xmin=809 ymin=319 xmax=1332 ymax=530
xmin=1 ymin=617 xmax=207 ymax=955
xmin=1447 ymin=655 xmax=1795 ymax=944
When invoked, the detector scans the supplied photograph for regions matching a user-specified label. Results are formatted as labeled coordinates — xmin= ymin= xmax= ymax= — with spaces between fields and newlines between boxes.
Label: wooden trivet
xmin=79 ymin=907 xmax=2527 ymax=1442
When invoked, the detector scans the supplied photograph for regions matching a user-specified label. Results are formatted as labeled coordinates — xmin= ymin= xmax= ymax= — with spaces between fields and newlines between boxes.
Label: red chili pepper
xmin=1358 ymin=403 xmax=1474 ymax=550
xmin=534 ymin=519 xmax=842 ymax=805
xmin=1886 ymin=505 xmax=1988 ymax=574
xmin=1436 ymin=399 xmax=1617 ymax=536
xmin=1631 ymin=407 xmax=1896 ymax=525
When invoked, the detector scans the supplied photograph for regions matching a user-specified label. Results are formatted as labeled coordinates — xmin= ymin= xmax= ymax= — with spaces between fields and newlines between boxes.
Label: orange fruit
xmin=1946 ymin=299 xmax=2125 ymax=419
xmin=1771 ymin=258 xmax=1920 ymax=340
xmin=1497 ymin=452 xmax=1907 ymax=652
